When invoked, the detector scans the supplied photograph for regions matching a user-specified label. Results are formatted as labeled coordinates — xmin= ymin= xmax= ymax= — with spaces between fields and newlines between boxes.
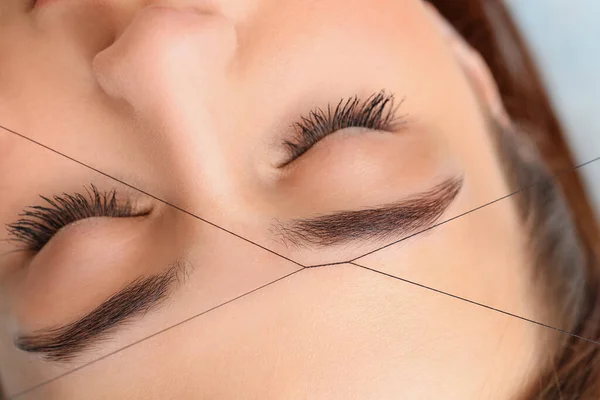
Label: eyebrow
xmin=13 ymin=177 xmax=461 ymax=361
xmin=272 ymin=176 xmax=463 ymax=249
xmin=14 ymin=260 xmax=192 ymax=362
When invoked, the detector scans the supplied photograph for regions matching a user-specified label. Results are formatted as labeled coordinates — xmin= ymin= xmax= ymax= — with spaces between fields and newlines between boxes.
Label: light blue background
xmin=506 ymin=0 xmax=600 ymax=212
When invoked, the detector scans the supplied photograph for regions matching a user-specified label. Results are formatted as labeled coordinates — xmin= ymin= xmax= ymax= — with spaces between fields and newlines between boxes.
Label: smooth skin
xmin=1 ymin=0 xmax=548 ymax=398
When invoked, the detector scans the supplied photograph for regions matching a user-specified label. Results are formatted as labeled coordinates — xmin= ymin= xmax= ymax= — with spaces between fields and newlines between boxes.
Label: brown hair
xmin=1 ymin=2 xmax=598 ymax=399
xmin=429 ymin=0 xmax=600 ymax=398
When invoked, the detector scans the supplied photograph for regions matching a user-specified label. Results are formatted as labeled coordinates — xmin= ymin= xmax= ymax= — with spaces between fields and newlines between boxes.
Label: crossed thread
xmin=2 ymin=122 xmax=600 ymax=399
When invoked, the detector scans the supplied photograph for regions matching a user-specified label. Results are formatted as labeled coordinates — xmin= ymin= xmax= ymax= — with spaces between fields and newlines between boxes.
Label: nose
xmin=91 ymin=3 xmax=241 ymax=207
xmin=92 ymin=4 xmax=237 ymax=117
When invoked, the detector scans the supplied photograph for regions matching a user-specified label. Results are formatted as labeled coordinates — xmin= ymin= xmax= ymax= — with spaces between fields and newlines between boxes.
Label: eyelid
xmin=279 ymin=90 xmax=407 ymax=167
xmin=6 ymin=185 xmax=148 ymax=252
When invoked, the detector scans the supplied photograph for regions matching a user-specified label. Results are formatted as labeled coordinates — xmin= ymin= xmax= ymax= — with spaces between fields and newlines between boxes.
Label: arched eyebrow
xmin=13 ymin=176 xmax=461 ymax=362
xmin=14 ymin=260 xmax=192 ymax=363
xmin=272 ymin=175 xmax=463 ymax=249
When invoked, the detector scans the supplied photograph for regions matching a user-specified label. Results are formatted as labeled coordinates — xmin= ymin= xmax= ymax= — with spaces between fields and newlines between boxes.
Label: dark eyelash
xmin=6 ymin=184 xmax=137 ymax=252
xmin=281 ymin=90 xmax=407 ymax=165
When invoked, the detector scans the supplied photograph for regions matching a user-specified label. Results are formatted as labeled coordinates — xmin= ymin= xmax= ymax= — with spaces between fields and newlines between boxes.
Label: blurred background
xmin=507 ymin=0 xmax=600 ymax=212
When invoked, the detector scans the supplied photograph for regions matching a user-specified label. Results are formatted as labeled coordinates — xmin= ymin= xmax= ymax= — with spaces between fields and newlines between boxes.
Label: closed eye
xmin=6 ymin=184 xmax=148 ymax=252
xmin=280 ymin=90 xmax=407 ymax=167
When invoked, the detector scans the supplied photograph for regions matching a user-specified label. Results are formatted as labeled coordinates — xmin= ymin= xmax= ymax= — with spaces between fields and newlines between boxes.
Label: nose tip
xmin=92 ymin=4 xmax=236 ymax=115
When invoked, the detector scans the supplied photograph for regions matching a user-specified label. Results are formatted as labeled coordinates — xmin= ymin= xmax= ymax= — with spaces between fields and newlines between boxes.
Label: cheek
xmin=0 ymin=30 xmax=74 ymax=128
xmin=242 ymin=0 xmax=490 ymax=180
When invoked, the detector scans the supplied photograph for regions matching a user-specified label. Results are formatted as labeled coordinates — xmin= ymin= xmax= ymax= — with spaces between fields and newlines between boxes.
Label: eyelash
xmin=6 ymin=94 xmax=401 ymax=248
xmin=281 ymin=90 xmax=407 ymax=165
xmin=6 ymin=185 xmax=139 ymax=252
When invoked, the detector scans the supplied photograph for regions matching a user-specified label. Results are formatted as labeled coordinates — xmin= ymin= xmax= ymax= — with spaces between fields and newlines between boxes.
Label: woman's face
xmin=1 ymin=0 xmax=550 ymax=398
